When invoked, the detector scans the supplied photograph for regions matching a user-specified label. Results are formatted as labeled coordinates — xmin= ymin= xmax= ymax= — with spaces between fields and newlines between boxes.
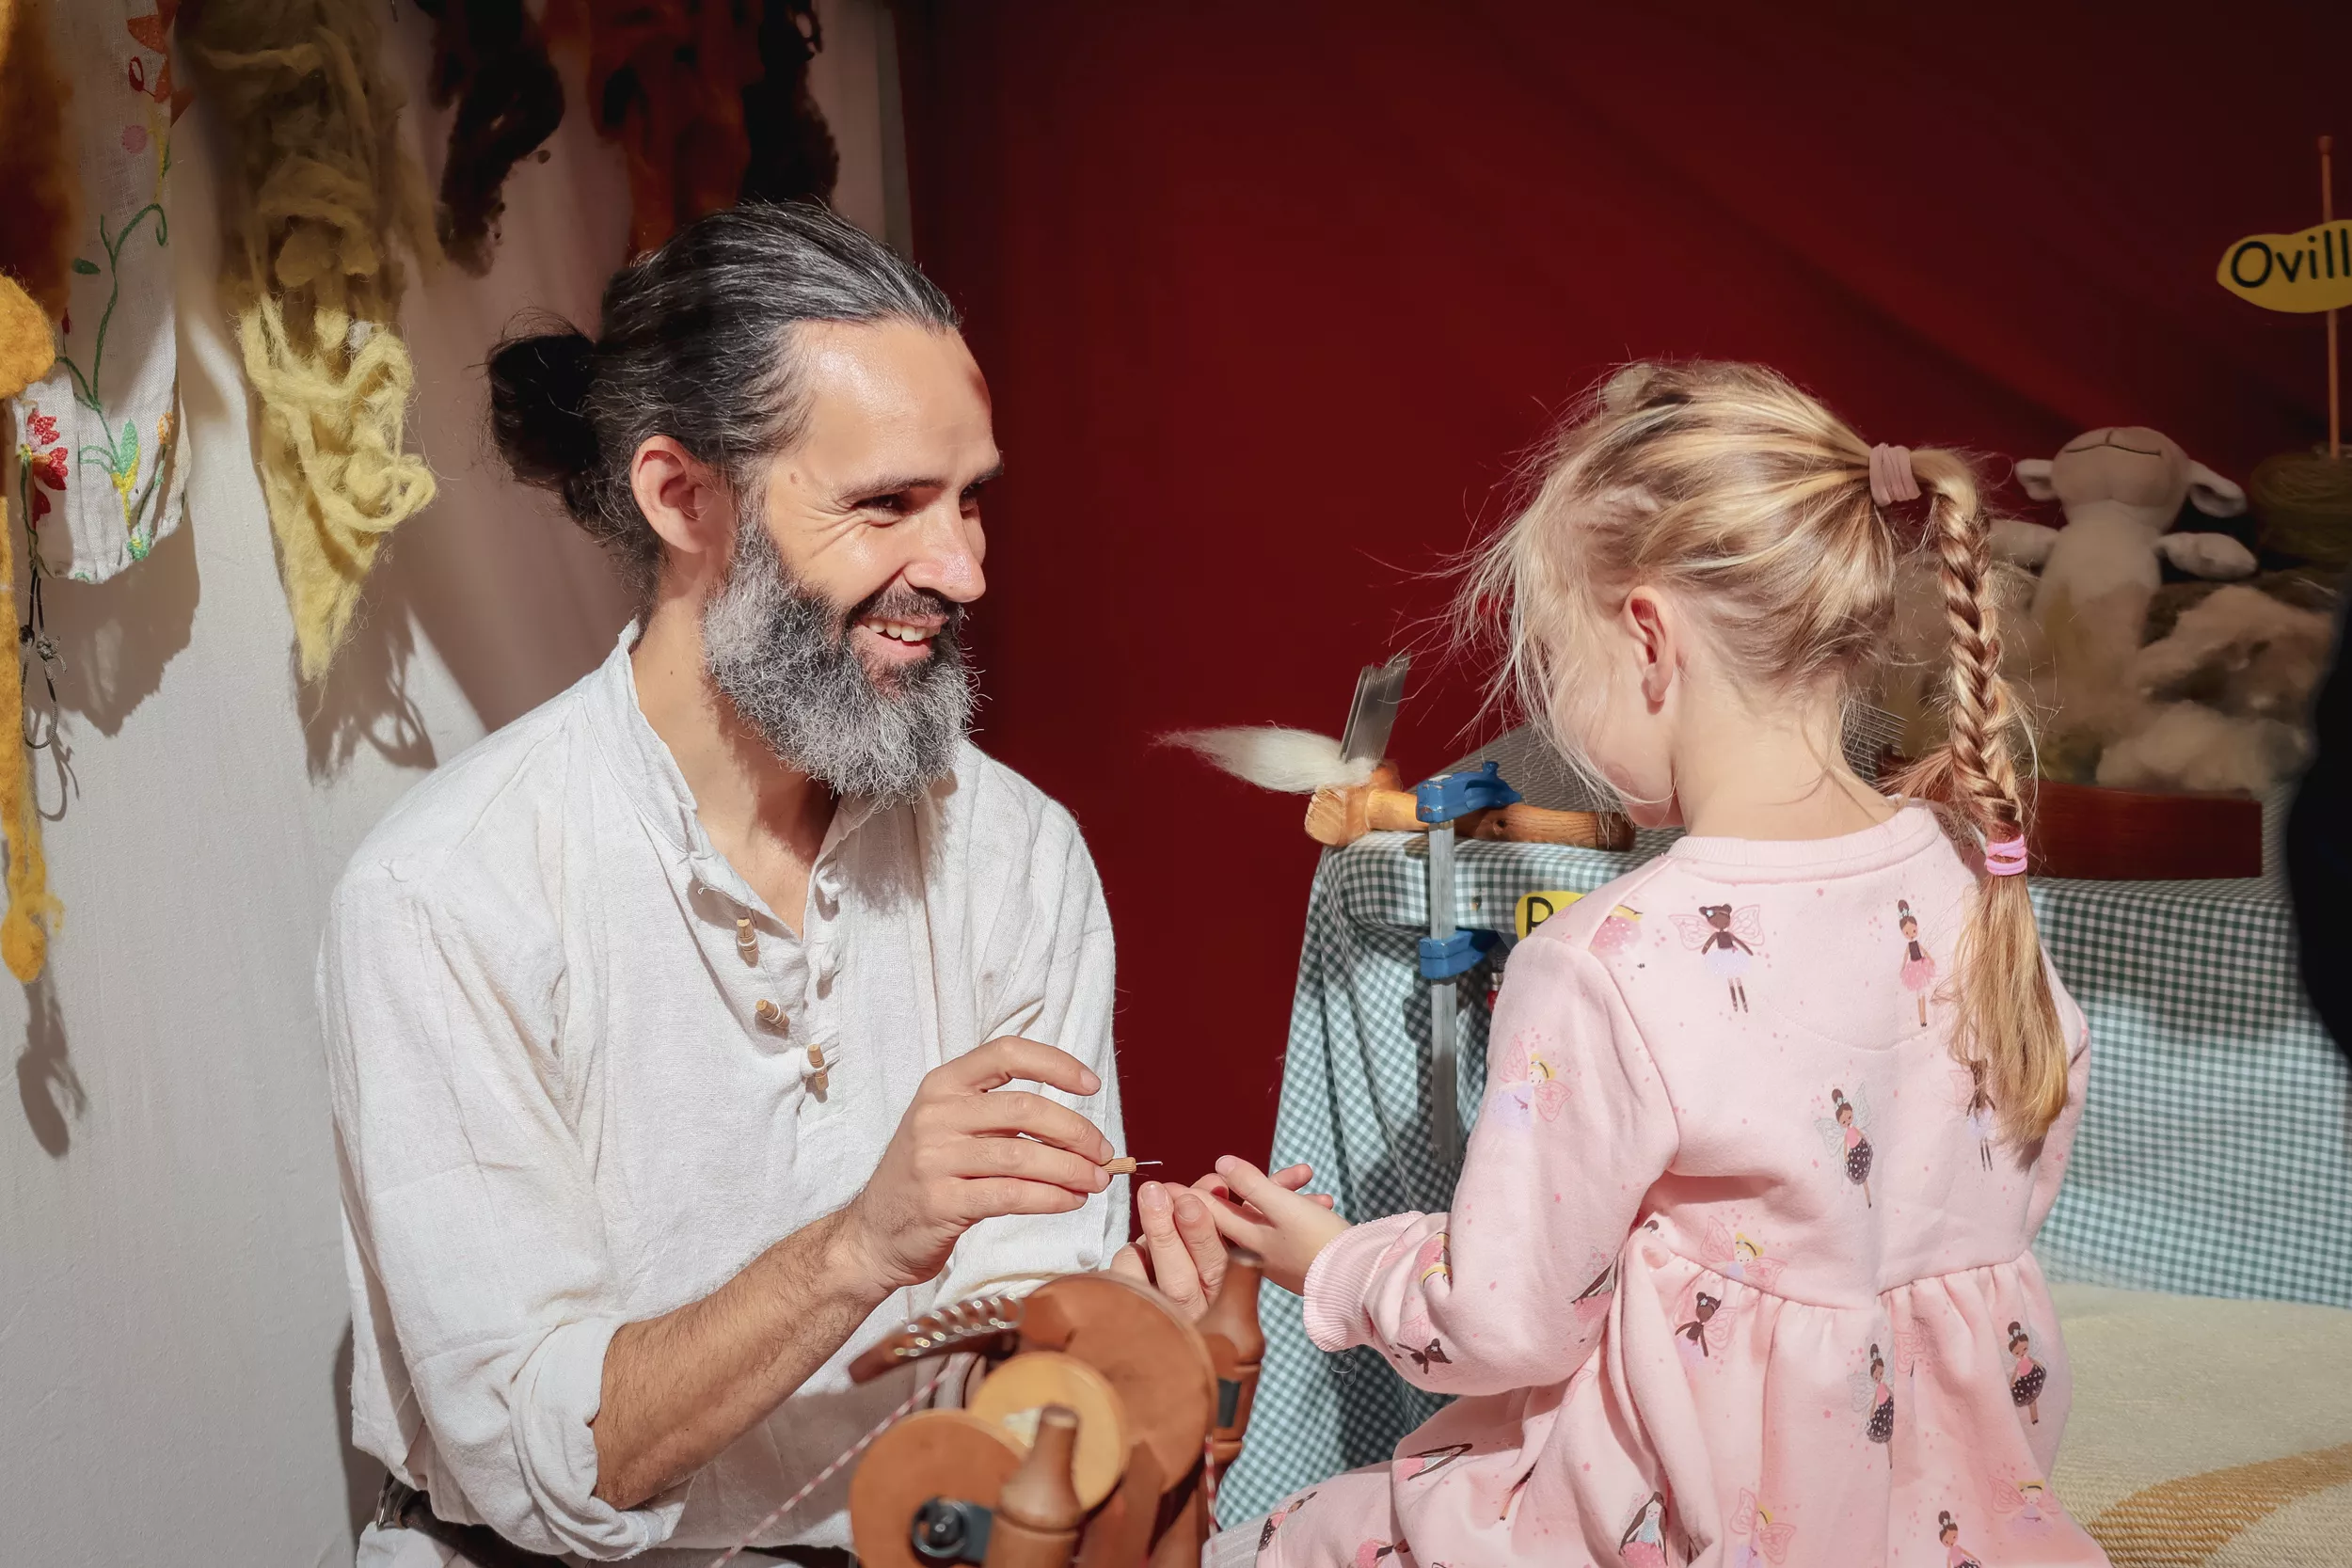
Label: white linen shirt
xmin=320 ymin=629 xmax=1127 ymax=1561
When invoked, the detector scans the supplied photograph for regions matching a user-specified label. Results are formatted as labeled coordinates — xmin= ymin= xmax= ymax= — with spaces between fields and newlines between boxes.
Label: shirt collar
xmin=585 ymin=625 xmax=886 ymax=918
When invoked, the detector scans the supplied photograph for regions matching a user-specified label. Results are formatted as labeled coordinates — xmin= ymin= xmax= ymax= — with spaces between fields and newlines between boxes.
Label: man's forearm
xmin=591 ymin=1208 xmax=893 ymax=1511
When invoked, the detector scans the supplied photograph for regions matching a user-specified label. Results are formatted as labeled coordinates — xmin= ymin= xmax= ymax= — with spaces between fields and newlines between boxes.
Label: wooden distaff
xmin=1304 ymin=763 xmax=1634 ymax=850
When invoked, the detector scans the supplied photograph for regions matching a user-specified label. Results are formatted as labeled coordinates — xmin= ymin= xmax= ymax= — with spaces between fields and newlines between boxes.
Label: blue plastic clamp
xmin=1413 ymin=760 xmax=1522 ymax=824
xmin=1418 ymin=927 xmax=1502 ymax=980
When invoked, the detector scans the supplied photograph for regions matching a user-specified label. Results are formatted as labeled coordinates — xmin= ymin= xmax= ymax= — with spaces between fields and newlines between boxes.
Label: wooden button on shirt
xmin=317 ymin=627 xmax=1126 ymax=1559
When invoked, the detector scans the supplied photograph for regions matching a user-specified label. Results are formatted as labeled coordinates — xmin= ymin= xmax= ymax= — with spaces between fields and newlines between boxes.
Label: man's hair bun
xmin=487 ymin=326 xmax=600 ymax=499
xmin=482 ymin=202 xmax=961 ymax=599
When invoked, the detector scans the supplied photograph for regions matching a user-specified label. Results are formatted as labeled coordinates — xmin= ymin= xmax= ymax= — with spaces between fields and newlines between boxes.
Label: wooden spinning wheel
xmin=847 ymin=1253 xmax=1265 ymax=1568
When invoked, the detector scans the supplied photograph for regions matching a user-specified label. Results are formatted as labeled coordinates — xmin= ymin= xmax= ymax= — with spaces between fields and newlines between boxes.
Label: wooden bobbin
xmin=969 ymin=1351 xmax=1129 ymax=1512
xmin=1015 ymin=1273 xmax=1216 ymax=1490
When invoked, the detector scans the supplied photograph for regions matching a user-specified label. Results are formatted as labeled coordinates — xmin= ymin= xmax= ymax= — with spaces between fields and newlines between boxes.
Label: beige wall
xmin=0 ymin=6 xmax=898 ymax=1560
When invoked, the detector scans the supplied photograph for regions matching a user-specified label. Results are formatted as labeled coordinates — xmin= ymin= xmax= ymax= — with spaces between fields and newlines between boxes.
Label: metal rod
xmin=2326 ymin=135 xmax=2340 ymax=459
xmin=1427 ymin=823 xmax=1459 ymax=1168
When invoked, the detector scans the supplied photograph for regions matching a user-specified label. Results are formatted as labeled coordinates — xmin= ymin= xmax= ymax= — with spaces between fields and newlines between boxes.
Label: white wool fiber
xmin=1161 ymin=726 xmax=1376 ymax=794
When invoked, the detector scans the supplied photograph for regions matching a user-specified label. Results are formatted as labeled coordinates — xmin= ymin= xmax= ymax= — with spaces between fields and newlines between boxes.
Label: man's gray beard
xmin=701 ymin=518 xmax=974 ymax=805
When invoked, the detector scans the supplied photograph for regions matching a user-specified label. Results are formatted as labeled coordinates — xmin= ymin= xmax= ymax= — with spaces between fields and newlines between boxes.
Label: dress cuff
xmin=1301 ymin=1213 xmax=1419 ymax=1353
xmin=511 ymin=1315 xmax=688 ymax=1559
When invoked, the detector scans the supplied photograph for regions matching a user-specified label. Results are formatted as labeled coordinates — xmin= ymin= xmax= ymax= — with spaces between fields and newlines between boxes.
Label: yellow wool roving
xmin=0 ymin=273 xmax=61 ymax=982
xmin=186 ymin=0 xmax=440 ymax=681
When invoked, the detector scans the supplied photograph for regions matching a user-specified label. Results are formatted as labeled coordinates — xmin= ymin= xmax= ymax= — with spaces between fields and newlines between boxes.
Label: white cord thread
xmin=705 ymin=1364 xmax=953 ymax=1567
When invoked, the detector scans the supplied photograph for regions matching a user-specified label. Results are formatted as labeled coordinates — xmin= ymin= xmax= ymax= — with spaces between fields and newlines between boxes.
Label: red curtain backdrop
xmin=898 ymin=2 xmax=2349 ymax=1193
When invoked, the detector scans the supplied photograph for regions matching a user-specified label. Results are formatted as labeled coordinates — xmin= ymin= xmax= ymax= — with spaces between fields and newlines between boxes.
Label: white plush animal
xmin=2093 ymin=583 xmax=2333 ymax=797
xmin=1991 ymin=426 xmax=2255 ymax=759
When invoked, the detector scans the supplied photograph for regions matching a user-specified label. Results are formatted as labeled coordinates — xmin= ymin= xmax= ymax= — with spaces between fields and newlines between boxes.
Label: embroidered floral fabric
xmin=10 ymin=0 xmax=189 ymax=584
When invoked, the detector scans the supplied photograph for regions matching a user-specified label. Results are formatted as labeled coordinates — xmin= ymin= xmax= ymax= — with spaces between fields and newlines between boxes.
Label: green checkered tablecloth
xmin=1218 ymin=830 xmax=2352 ymax=1524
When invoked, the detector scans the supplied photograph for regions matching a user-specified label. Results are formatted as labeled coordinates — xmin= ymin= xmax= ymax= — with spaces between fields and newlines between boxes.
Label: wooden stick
xmin=2327 ymin=135 xmax=2340 ymax=459
xmin=1100 ymin=1157 xmax=1159 ymax=1177
xmin=1305 ymin=781 xmax=1632 ymax=851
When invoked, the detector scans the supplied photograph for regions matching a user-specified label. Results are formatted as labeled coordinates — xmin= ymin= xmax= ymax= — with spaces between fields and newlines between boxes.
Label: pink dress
xmin=1253 ymin=809 xmax=2106 ymax=1568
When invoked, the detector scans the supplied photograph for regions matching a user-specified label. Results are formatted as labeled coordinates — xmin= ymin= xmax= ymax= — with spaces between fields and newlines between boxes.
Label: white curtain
xmin=0 ymin=3 xmax=901 ymax=1560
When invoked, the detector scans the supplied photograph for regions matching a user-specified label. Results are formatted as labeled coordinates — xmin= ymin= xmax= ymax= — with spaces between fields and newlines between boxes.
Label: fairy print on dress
xmin=1590 ymin=904 xmax=1645 ymax=957
xmin=1351 ymin=1540 xmax=1406 ymax=1568
xmin=1674 ymin=904 xmax=1762 ymax=1011
xmin=1673 ymin=1282 xmax=1731 ymax=1365
xmin=1989 ymin=1467 xmax=2063 ymax=1533
xmin=1814 ymin=1086 xmax=1875 ymax=1206
xmin=1489 ymin=1032 xmax=1571 ymax=1128
xmin=1396 ymin=1443 xmax=1472 ymax=1481
xmin=1729 ymin=1489 xmax=1796 ymax=1566
xmin=2006 ymin=1320 xmax=2048 ymax=1424
xmin=1898 ymin=899 xmax=1938 ymax=1026
xmin=1401 ymin=1338 xmax=1452 ymax=1373
xmin=1397 ymin=1233 xmax=1451 ymax=1354
xmin=1258 ymin=1491 xmax=1316 ymax=1552
xmin=1571 ymin=1252 xmax=1619 ymax=1337
xmin=1618 ymin=1492 xmax=1668 ymax=1567
xmin=1701 ymin=1218 xmax=1786 ymax=1291
xmin=1950 ymin=1060 xmax=1997 ymax=1172
xmin=1937 ymin=1510 xmax=1987 ymax=1567
xmin=1892 ymin=1319 xmax=1937 ymax=1378
xmin=1849 ymin=1343 xmax=1896 ymax=1463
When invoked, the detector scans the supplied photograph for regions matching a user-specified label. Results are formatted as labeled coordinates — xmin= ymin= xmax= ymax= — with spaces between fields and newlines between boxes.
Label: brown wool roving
xmin=0 ymin=0 xmax=80 ymax=320
xmin=421 ymin=0 xmax=566 ymax=276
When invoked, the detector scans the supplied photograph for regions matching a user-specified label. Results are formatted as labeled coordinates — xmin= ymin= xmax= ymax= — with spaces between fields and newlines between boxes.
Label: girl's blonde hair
xmin=1458 ymin=360 xmax=2066 ymax=1143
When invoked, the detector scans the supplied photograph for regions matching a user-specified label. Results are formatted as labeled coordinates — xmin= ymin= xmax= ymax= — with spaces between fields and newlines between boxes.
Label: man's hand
xmin=1109 ymin=1164 xmax=1331 ymax=1318
xmin=593 ymin=1037 xmax=1110 ymax=1511
xmin=836 ymin=1037 xmax=1113 ymax=1292
xmin=1199 ymin=1156 xmax=1354 ymax=1296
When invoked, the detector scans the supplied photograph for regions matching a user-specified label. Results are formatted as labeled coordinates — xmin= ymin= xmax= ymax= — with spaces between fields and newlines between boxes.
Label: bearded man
xmin=320 ymin=204 xmax=1257 ymax=1568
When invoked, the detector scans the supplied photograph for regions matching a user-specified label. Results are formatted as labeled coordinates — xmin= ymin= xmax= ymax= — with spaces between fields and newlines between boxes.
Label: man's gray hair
xmin=488 ymin=202 xmax=961 ymax=592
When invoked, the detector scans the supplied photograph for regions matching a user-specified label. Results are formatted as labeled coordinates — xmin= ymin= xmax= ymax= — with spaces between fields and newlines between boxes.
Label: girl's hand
xmin=1109 ymin=1163 xmax=1327 ymax=1319
xmin=1202 ymin=1155 xmax=1353 ymax=1295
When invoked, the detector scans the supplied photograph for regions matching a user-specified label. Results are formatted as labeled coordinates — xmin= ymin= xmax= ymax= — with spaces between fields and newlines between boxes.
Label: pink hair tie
xmin=1868 ymin=443 xmax=1920 ymax=507
xmin=1983 ymin=834 xmax=2028 ymax=878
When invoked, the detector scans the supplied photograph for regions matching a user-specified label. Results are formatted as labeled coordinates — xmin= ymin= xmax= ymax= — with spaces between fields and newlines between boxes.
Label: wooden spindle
xmin=1194 ymin=1249 xmax=1266 ymax=1466
xmin=984 ymin=1405 xmax=1086 ymax=1568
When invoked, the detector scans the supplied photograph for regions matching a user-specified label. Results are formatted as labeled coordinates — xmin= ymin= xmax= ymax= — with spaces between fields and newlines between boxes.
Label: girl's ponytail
xmin=1893 ymin=451 xmax=2069 ymax=1144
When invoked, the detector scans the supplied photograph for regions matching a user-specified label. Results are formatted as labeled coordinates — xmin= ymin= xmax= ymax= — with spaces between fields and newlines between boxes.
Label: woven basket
xmin=2251 ymin=450 xmax=2352 ymax=567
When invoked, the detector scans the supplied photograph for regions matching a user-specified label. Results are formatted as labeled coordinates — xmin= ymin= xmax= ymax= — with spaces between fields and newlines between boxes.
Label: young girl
xmin=1204 ymin=362 xmax=2104 ymax=1568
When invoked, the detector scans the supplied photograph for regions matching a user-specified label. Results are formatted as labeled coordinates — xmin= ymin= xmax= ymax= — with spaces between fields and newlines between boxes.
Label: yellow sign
xmin=1515 ymin=889 xmax=1583 ymax=939
xmin=2217 ymin=223 xmax=2352 ymax=312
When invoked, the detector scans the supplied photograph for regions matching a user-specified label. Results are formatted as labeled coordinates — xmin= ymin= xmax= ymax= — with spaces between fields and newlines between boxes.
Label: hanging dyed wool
xmin=0 ymin=274 xmax=63 ymax=982
xmin=0 ymin=0 xmax=79 ymax=321
xmin=738 ymin=0 xmax=835 ymax=213
xmin=418 ymin=0 xmax=565 ymax=275
xmin=561 ymin=0 xmax=834 ymax=258
xmin=578 ymin=0 xmax=765 ymax=256
xmin=184 ymin=0 xmax=440 ymax=681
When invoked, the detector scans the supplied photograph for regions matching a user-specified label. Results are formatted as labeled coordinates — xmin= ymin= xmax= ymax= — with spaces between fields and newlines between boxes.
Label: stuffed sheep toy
xmin=1990 ymin=426 xmax=2257 ymax=771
